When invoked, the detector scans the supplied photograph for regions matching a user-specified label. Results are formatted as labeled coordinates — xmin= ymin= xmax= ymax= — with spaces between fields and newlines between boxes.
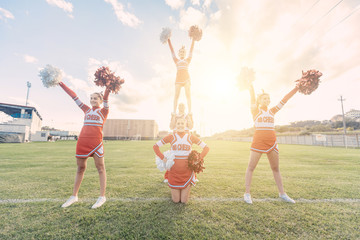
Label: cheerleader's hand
xmin=162 ymin=156 xmax=168 ymax=164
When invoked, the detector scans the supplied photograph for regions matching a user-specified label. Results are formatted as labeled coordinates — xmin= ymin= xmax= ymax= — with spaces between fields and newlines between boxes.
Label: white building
xmin=346 ymin=109 xmax=360 ymax=120
xmin=0 ymin=102 xmax=42 ymax=142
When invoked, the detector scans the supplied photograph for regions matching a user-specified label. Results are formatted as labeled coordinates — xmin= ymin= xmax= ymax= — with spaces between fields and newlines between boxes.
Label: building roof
xmin=0 ymin=102 xmax=42 ymax=120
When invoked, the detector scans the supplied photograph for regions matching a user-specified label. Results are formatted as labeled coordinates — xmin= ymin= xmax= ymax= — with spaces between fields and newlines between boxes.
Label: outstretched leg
xmin=245 ymin=151 xmax=262 ymax=193
xmin=72 ymin=157 xmax=88 ymax=196
xmin=267 ymin=150 xmax=284 ymax=195
xmin=93 ymin=154 xmax=107 ymax=197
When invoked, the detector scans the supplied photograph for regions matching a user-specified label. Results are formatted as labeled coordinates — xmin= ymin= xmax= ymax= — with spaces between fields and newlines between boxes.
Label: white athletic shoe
xmin=163 ymin=179 xmax=168 ymax=183
xmin=279 ymin=193 xmax=296 ymax=203
xmin=194 ymin=178 xmax=199 ymax=183
xmin=244 ymin=193 xmax=253 ymax=204
xmin=91 ymin=196 xmax=106 ymax=209
xmin=61 ymin=195 xmax=78 ymax=208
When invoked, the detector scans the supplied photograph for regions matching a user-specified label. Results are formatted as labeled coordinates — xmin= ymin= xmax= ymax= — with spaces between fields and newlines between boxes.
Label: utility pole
xmin=338 ymin=95 xmax=347 ymax=148
xmin=26 ymin=81 xmax=31 ymax=106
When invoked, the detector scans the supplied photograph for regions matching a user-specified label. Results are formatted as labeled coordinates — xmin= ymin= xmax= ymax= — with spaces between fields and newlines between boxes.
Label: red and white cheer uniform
xmin=59 ymin=82 xmax=109 ymax=158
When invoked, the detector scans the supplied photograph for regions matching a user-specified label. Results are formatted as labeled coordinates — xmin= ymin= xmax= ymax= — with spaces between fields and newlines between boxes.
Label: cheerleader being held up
xmin=167 ymin=37 xmax=195 ymax=114
xmin=244 ymin=80 xmax=299 ymax=204
xmin=59 ymin=82 xmax=111 ymax=209
xmin=153 ymin=117 xmax=209 ymax=203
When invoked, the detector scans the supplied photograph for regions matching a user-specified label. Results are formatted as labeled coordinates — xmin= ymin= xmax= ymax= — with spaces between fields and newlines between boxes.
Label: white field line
xmin=1 ymin=197 xmax=360 ymax=204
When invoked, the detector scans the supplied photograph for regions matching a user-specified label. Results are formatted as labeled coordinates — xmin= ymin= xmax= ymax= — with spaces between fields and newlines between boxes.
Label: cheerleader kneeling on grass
xmin=59 ymin=82 xmax=111 ymax=209
xmin=153 ymin=117 xmax=209 ymax=203
xmin=163 ymin=103 xmax=195 ymax=183
xmin=244 ymin=82 xmax=299 ymax=204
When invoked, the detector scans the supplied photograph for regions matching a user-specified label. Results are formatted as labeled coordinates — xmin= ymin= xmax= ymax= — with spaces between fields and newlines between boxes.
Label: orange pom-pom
xmin=94 ymin=66 xmax=125 ymax=94
xmin=188 ymin=25 xmax=202 ymax=41
xmin=296 ymin=69 xmax=322 ymax=95
xmin=187 ymin=150 xmax=205 ymax=173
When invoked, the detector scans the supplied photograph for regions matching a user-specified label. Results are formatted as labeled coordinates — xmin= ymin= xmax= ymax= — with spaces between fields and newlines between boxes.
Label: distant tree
xmin=332 ymin=121 xmax=360 ymax=130
xmin=290 ymin=120 xmax=321 ymax=128
xmin=41 ymin=126 xmax=59 ymax=131
xmin=309 ymin=124 xmax=332 ymax=132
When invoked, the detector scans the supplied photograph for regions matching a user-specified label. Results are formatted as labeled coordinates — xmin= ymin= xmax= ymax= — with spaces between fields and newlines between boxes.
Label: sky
xmin=0 ymin=0 xmax=359 ymax=136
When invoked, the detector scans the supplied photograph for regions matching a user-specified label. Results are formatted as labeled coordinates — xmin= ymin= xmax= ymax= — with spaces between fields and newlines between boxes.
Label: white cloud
xmin=165 ymin=0 xmax=185 ymax=10
xmin=46 ymin=0 xmax=73 ymax=17
xmin=169 ymin=15 xmax=176 ymax=24
xmin=23 ymin=55 xmax=38 ymax=63
xmin=191 ymin=0 xmax=200 ymax=6
xmin=104 ymin=0 xmax=142 ymax=28
xmin=64 ymin=74 xmax=93 ymax=93
xmin=203 ymin=0 xmax=212 ymax=8
xmin=87 ymin=58 xmax=147 ymax=113
xmin=0 ymin=8 xmax=15 ymax=21
xmin=179 ymin=7 xmax=207 ymax=30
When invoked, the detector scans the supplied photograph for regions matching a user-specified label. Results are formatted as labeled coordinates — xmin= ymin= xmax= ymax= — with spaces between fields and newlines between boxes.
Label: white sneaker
xmin=194 ymin=178 xmax=199 ymax=183
xmin=163 ymin=179 xmax=168 ymax=183
xmin=61 ymin=195 xmax=78 ymax=208
xmin=91 ymin=196 xmax=106 ymax=209
xmin=279 ymin=193 xmax=296 ymax=203
xmin=244 ymin=193 xmax=253 ymax=204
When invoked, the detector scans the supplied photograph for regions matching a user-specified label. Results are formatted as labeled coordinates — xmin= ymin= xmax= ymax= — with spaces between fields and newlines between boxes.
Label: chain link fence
xmin=226 ymin=134 xmax=360 ymax=148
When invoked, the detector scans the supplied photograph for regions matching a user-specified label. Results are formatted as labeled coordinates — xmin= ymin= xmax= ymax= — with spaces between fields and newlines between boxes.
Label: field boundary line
xmin=1 ymin=197 xmax=360 ymax=204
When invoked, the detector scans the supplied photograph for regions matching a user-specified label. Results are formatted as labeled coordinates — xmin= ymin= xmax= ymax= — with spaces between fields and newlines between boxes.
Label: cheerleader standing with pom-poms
xmin=58 ymin=81 xmax=111 ymax=209
xmin=153 ymin=117 xmax=209 ymax=203
xmin=39 ymin=65 xmax=124 ymax=209
xmin=243 ymin=69 xmax=321 ymax=204
xmin=244 ymin=75 xmax=300 ymax=204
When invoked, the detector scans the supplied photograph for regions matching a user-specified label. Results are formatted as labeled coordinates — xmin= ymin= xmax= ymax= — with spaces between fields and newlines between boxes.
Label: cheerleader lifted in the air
xmin=161 ymin=26 xmax=202 ymax=115
xmin=153 ymin=117 xmax=209 ymax=203
xmin=241 ymin=68 xmax=322 ymax=204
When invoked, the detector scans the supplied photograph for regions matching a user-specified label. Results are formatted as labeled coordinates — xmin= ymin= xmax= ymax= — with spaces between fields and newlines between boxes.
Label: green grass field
xmin=0 ymin=140 xmax=359 ymax=239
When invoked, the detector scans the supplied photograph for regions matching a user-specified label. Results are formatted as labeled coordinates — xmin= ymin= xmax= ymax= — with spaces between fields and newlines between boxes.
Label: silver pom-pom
xmin=188 ymin=25 xmax=202 ymax=41
xmin=155 ymin=155 xmax=166 ymax=172
xmin=155 ymin=150 xmax=175 ymax=172
xmin=164 ymin=150 xmax=175 ymax=170
xmin=237 ymin=67 xmax=255 ymax=91
xmin=39 ymin=64 xmax=63 ymax=88
xmin=160 ymin=27 xmax=172 ymax=44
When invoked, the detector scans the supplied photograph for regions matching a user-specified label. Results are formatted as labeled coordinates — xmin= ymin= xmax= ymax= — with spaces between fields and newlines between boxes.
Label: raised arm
xmin=270 ymin=86 xmax=299 ymax=115
xmin=248 ymin=82 xmax=258 ymax=116
xmin=168 ymin=39 xmax=178 ymax=63
xmin=100 ymin=87 xmax=110 ymax=117
xmin=59 ymin=82 xmax=89 ymax=112
xmin=187 ymin=39 xmax=195 ymax=63
xmin=249 ymin=83 xmax=256 ymax=105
